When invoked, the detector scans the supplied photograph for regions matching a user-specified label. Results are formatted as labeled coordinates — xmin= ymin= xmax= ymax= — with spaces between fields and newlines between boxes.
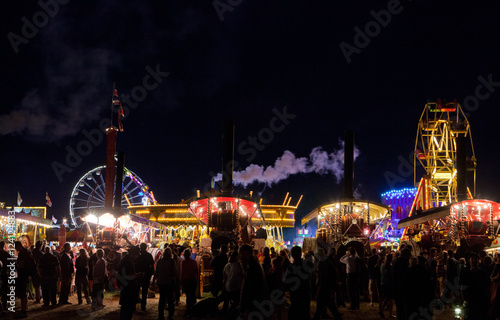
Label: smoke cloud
xmin=0 ymin=45 xmax=115 ymax=142
xmin=214 ymin=141 xmax=360 ymax=187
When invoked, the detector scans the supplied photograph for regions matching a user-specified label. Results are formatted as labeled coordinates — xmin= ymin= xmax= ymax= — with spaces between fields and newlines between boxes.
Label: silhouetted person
xmin=211 ymin=244 xmax=229 ymax=299
xmin=222 ymin=250 xmax=243 ymax=316
xmin=490 ymin=254 xmax=500 ymax=319
xmin=379 ymin=253 xmax=394 ymax=318
xmin=154 ymin=247 xmax=179 ymax=320
xmin=15 ymin=241 xmax=36 ymax=318
xmin=406 ymin=256 xmax=433 ymax=319
xmin=305 ymin=250 xmax=318 ymax=300
xmin=169 ymin=244 xmax=182 ymax=306
xmin=0 ymin=259 xmax=3 ymax=317
xmin=426 ymin=247 xmax=438 ymax=299
xmin=88 ymin=248 xmax=97 ymax=296
xmin=284 ymin=245 xmax=311 ymax=320
xmin=38 ymin=247 xmax=59 ymax=307
xmin=280 ymin=249 xmax=291 ymax=274
xmin=92 ymin=249 xmax=107 ymax=309
xmin=461 ymin=253 xmax=490 ymax=320
xmin=340 ymin=247 xmax=360 ymax=310
xmin=314 ymin=248 xmax=343 ymax=320
xmin=261 ymin=247 xmax=272 ymax=276
xmin=181 ymin=249 xmax=198 ymax=314
xmin=59 ymin=243 xmax=74 ymax=305
xmin=136 ymin=243 xmax=155 ymax=311
xmin=31 ymin=241 xmax=44 ymax=303
xmin=270 ymin=247 xmax=277 ymax=259
xmin=255 ymin=225 xmax=267 ymax=240
xmin=117 ymin=246 xmax=143 ymax=320
xmin=0 ymin=242 xmax=9 ymax=310
xmin=394 ymin=248 xmax=411 ymax=320
xmin=75 ymin=248 xmax=91 ymax=304
xmin=367 ymin=248 xmax=380 ymax=307
xmin=446 ymin=250 xmax=458 ymax=304
xmin=239 ymin=244 xmax=268 ymax=319
xmin=267 ymin=255 xmax=284 ymax=319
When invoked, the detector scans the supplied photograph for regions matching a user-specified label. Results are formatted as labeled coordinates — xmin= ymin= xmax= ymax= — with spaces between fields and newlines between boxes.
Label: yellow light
xmin=434 ymin=172 xmax=453 ymax=180
xmin=98 ymin=213 xmax=116 ymax=227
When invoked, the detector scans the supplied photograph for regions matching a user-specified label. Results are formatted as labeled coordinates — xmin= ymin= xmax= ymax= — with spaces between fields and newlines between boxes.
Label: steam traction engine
xmin=188 ymin=119 xmax=257 ymax=251
xmin=301 ymin=131 xmax=391 ymax=256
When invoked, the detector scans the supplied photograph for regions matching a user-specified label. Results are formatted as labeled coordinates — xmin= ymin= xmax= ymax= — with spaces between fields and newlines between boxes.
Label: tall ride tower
xmin=414 ymin=100 xmax=476 ymax=207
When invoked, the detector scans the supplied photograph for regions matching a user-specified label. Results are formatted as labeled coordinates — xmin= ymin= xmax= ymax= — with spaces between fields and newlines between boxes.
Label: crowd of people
xmin=2 ymin=238 xmax=500 ymax=320
xmin=342 ymin=244 xmax=500 ymax=320
xmin=204 ymin=242 xmax=500 ymax=320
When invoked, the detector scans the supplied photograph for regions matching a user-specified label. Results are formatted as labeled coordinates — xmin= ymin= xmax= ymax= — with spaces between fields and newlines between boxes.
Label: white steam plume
xmin=214 ymin=141 xmax=360 ymax=187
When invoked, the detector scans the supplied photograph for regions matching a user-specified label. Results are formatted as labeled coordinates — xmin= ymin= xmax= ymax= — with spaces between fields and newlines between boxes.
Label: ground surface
xmin=4 ymin=291 xmax=455 ymax=319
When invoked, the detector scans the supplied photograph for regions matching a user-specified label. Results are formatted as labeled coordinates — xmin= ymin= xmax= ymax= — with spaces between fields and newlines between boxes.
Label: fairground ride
xmin=69 ymin=165 xmax=156 ymax=226
xmin=67 ymin=88 xmax=165 ymax=247
xmin=399 ymin=100 xmax=500 ymax=254
xmin=413 ymin=99 xmax=476 ymax=206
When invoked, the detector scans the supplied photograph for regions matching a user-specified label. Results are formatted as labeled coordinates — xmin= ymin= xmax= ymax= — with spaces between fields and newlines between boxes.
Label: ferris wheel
xmin=69 ymin=165 xmax=155 ymax=226
xmin=414 ymin=100 xmax=476 ymax=207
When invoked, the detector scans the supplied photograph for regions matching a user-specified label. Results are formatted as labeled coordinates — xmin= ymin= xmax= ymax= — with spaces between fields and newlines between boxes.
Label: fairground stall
xmin=0 ymin=206 xmax=52 ymax=246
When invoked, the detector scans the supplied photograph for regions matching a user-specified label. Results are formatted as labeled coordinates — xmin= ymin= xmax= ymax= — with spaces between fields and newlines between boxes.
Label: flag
xmin=113 ymin=88 xmax=125 ymax=132
xmin=17 ymin=192 xmax=22 ymax=206
xmin=46 ymin=192 xmax=52 ymax=207
xmin=52 ymin=216 xmax=57 ymax=224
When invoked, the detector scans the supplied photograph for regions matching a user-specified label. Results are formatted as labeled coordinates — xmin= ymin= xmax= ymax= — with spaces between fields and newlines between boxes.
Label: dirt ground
xmin=4 ymin=291 xmax=455 ymax=320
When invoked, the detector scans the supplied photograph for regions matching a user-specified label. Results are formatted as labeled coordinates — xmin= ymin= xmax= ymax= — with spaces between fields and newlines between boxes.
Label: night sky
xmin=1 ymin=1 xmax=500 ymax=230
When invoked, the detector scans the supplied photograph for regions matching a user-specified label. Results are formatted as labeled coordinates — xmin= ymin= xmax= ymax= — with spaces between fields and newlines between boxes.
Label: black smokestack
xmin=222 ymin=119 xmax=234 ymax=195
xmin=456 ymin=136 xmax=467 ymax=201
xmin=343 ymin=130 xmax=354 ymax=199
xmin=114 ymin=151 xmax=125 ymax=213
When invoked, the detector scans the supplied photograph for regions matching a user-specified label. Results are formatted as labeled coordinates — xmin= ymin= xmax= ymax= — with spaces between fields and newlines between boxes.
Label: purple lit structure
xmin=369 ymin=188 xmax=417 ymax=248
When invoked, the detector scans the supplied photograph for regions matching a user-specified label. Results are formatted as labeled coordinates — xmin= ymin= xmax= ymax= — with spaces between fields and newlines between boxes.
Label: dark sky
xmin=1 ymin=1 xmax=500 ymax=226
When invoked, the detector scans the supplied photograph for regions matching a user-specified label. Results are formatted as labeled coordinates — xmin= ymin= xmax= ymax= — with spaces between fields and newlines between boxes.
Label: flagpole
xmin=110 ymin=82 xmax=115 ymax=127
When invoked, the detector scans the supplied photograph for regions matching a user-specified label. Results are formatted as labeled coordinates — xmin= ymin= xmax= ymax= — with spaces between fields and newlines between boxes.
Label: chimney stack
xmin=343 ymin=130 xmax=354 ymax=199
xmin=221 ymin=119 xmax=234 ymax=195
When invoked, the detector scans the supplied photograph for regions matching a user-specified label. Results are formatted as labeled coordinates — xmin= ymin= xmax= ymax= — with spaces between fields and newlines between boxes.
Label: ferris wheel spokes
xmin=69 ymin=165 xmax=154 ymax=226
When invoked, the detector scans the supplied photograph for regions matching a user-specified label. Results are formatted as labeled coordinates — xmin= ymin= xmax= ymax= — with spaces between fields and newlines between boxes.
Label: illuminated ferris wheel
xmin=414 ymin=100 xmax=476 ymax=207
xmin=69 ymin=165 xmax=155 ymax=226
